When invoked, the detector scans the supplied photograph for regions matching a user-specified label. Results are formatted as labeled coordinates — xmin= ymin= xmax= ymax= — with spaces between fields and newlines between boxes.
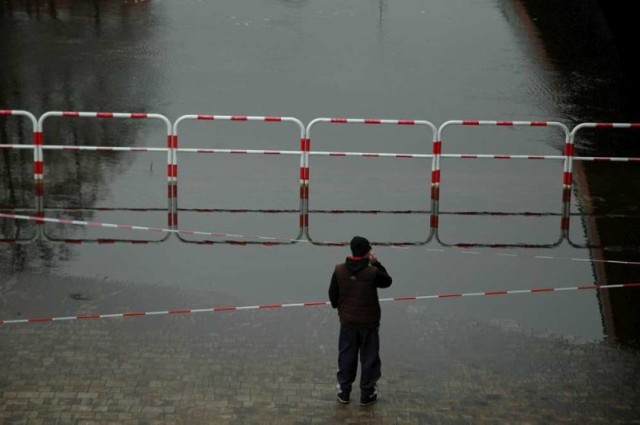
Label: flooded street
xmin=2 ymin=0 xmax=640 ymax=422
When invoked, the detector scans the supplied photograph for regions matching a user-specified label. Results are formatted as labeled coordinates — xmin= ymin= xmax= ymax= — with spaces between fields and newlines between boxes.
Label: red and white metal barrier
xmin=37 ymin=111 xmax=173 ymax=238
xmin=172 ymin=114 xmax=306 ymax=239
xmin=304 ymin=117 xmax=438 ymax=243
xmin=2 ymin=282 xmax=639 ymax=326
xmin=435 ymin=120 xmax=571 ymax=238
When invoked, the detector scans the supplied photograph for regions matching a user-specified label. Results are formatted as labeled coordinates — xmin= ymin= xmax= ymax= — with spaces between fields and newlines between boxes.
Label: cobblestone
xmin=1 ymin=305 xmax=640 ymax=423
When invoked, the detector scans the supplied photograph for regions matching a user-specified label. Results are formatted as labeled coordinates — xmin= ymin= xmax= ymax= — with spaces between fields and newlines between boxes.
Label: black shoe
xmin=360 ymin=391 xmax=378 ymax=406
xmin=337 ymin=391 xmax=350 ymax=404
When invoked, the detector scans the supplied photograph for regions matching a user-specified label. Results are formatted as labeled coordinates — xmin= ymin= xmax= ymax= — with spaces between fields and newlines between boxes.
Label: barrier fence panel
xmin=0 ymin=109 xmax=39 ymax=243
xmin=172 ymin=114 xmax=306 ymax=244
xmin=436 ymin=120 xmax=570 ymax=248
xmin=304 ymin=117 xmax=437 ymax=246
xmin=568 ymin=123 xmax=640 ymax=250
xmin=37 ymin=111 xmax=172 ymax=243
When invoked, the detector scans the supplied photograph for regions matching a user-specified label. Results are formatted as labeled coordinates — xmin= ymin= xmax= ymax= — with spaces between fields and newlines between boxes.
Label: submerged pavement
xmin=1 ymin=287 xmax=639 ymax=424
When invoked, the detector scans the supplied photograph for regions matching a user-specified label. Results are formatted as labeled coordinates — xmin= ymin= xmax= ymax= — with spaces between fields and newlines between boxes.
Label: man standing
xmin=329 ymin=236 xmax=393 ymax=406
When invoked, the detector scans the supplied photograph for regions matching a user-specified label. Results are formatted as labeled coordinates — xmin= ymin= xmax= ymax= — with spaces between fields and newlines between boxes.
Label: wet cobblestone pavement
xmin=2 ymin=288 xmax=640 ymax=424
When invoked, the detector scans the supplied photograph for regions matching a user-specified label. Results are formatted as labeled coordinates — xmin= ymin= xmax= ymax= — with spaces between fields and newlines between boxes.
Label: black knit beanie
xmin=350 ymin=236 xmax=371 ymax=257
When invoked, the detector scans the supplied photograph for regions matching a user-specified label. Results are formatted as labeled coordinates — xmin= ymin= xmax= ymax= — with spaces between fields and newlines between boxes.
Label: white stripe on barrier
xmin=1 ymin=283 xmax=638 ymax=326
xmin=440 ymin=154 xmax=565 ymax=160
xmin=178 ymin=148 xmax=301 ymax=155
xmin=42 ymin=146 xmax=169 ymax=152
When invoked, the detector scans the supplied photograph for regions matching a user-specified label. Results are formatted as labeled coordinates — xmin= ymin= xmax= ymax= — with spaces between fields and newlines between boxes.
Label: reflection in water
xmin=503 ymin=0 xmax=640 ymax=345
xmin=0 ymin=0 xmax=163 ymax=269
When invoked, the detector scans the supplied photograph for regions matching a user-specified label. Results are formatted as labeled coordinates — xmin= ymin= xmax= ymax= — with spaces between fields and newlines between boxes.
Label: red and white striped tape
xmin=2 ymin=283 xmax=638 ymax=326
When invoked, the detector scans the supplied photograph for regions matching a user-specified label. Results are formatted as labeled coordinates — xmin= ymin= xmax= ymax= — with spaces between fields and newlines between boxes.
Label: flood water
xmin=1 ymin=0 xmax=640 ymax=359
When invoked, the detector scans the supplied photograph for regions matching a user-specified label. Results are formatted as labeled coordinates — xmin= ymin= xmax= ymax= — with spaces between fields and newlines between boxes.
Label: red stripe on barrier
xmin=430 ymin=215 xmax=438 ymax=227
xmin=231 ymin=116 xmax=248 ymax=121
xmin=264 ymin=151 xmax=281 ymax=155
xmin=300 ymin=167 xmax=309 ymax=180
xmin=98 ymin=240 xmax=116 ymax=244
xmin=564 ymin=144 xmax=574 ymax=156
xmin=631 ymin=124 xmax=640 ymax=128
xmin=96 ymin=112 xmax=114 ymax=118
xmin=364 ymin=153 xmax=380 ymax=157
xmin=623 ymin=283 xmax=640 ymax=288
xmin=303 ymin=302 xmax=327 ymax=306
xmin=365 ymin=119 xmax=381 ymax=124
xmin=596 ymin=123 xmax=614 ymax=128
xmin=528 ymin=156 xmax=545 ymax=160
xmin=259 ymin=304 xmax=282 ymax=309
xmin=431 ymin=186 xmax=439 ymax=200
xmin=461 ymin=155 xmax=478 ymax=159
xmin=265 ymin=116 xmax=282 ymax=122
xmin=34 ymin=182 xmax=43 ymax=196
xmin=331 ymin=118 xmax=348 ymax=123
xmin=497 ymin=121 xmax=513 ymax=126
xmin=330 ymin=153 xmax=346 ymax=156
xmin=531 ymin=288 xmax=554 ymax=293
xmin=63 ymin=112 xmax=80 ymax=117
xmin=169 ymin=309 xmax=191 ymax=314
xmin=431 ymin=169 xmax=441 ymax=183
xmin=0 ymin=110 xmax=12 ymax=116
xmin=462 ymin=120 xmax=479 ymax=125
xmin=123 ymin=312 xmax=146 ymax=317
xmin=485 ymin=291 xmax=508 ymax=296
xmin=28 ymin=317 xmax=53 ymax=322
xmin=398 ymin=120 xmax=415 ymax=125
xmin=131 ymin=113 xmax=148 ymax=119
xmin=495 ymin=155 xmax=511 ymax=159
xmin=34 ymin=132 xmax=43 ymax=145
xmin=77 ymin=315 xmax=100 ymax=320
xmin=197 ymin=115 xmax=215 ymax=120
xmin=530 ymin=121 xmax=548 ymax=126
xmin=393 ymin=296 xmax=417 ymax=301
xmin=213 ymin=306 xmax=237 ymax=312
xmin=578 ymin=285 xmax=598 ymax=290
xmin=439 ymin=293 xmax=462 ymax=298
xmin=561 ymin=217 xmax=569 ymax=230
xmin=64 ymin=239 xmax=83 ymax=244
xmin=33 ymin=161 xmax=43 ymax=175
xmin=563 ymin=171 xmax=572 ymax=185
xmin=397 ymin=154 xmax=412 ymax=158
xmin=433 ymin=141 xmax=442 ymax=155
xmin=231 ymin=150 xmax=247 ymax=154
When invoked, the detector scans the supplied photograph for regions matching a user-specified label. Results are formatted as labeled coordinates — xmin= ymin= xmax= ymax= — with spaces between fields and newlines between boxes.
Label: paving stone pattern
xmin=1 ymin=303 xmax=640 ymax=424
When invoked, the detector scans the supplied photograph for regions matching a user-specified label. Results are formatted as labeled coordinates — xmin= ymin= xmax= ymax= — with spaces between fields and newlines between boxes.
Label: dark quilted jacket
xmin=329 ymin=257 xmax=393 ymax=328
